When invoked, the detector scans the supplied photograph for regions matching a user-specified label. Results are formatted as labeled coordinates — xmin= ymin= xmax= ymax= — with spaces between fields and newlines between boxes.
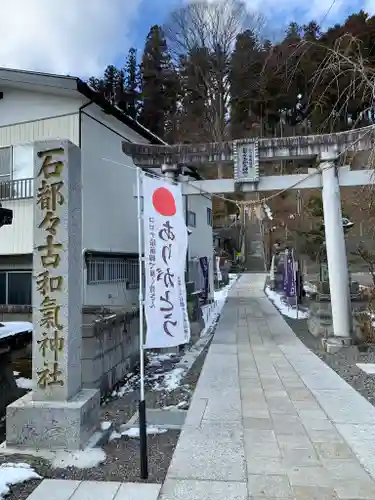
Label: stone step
xmin=245 ymin=256 xmax=266 ymax=272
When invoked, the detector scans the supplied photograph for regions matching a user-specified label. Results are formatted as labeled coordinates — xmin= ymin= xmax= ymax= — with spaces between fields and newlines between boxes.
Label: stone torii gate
xmin=123 ymin=125 xmax=375 ymax=347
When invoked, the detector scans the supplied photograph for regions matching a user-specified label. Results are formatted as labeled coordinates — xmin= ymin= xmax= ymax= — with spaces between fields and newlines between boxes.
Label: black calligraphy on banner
xmin=148 ymin=217 xmax=156 ymax=308
xmin=157 ymin=221 xmax=177 ymax=337
xmin=178 ymin=276 xmax=190 ymax=339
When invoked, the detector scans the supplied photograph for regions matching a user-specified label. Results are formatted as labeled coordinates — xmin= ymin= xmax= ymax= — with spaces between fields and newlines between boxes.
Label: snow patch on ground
xmin=303 ymin=282 xmax=317 ymax=295
xmin=0 ymin=462 xmax=41 ymax=499
xmin=162 ymin=368 xmax=185 ymax=392
xmin=51 ymin=449 xmax=106 ymax=469
xmin=356 ymin=363 xmax=375 ymax=374
xmin=200 ymin=274 xmax=237 ymax=337
xmin=110 ymin=426 xmax=167 ymax=441
xmin=365 ymin=311 xmax=375 ymax=328
xmin=100 ymin=421 xmax=112 ymax=431
xmin=110 ymin=372 xmax=137 ymax=398
xmin=265 ymin=286 xmax=309 ymax=320
xmin=163 ymin=400 xmax=189 ymax=410
xmin=108 ymin=277 xmax=238 ymax=400
xmin=0 ymin=447 xmax=106 ymax=472
xmin=15 ymin=377 xmax=34 ymax=390
xmin=148 ymin=353 xmax=176 ymax=365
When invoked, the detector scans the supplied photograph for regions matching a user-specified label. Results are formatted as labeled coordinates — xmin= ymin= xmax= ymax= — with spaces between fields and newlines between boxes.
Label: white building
xmin=0 ymin=67 xmax=213 ymax=314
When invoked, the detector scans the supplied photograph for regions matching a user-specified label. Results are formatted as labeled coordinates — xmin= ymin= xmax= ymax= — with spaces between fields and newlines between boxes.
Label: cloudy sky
xmin=0 ymin=0 xmax=373 ymax=78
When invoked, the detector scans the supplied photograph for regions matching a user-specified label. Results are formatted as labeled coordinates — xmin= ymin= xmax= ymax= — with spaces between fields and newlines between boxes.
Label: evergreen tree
xmin=88 ymin=76 xmax=104 ymax=95
xmin=178 ymin=47 xmax=211 ymax=143
xmin=87 ymin=8 xmax=375 ymax=141
xmin=115 ymin=69 xmax=126 ymax=105
xmin=229 ymin=29 xmax=265 ymax=139
xmin=103 ymin=64 xmax=120 ymax=104
xmin=124 ymin=48 xmax=139 ymax=119
xmin=139 ymin=25 xmax=179 ymax=140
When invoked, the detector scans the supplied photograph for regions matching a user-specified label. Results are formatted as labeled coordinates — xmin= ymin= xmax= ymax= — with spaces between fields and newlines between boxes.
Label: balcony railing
xmin=0 ymin=178 xmax=33 ymax=201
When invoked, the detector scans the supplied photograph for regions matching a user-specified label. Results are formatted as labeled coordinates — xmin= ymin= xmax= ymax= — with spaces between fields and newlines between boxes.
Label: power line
xmin=102 ymin=125 xmax=375 ymax=209
xmin=320 ymin=0 xmax=337 ymax=27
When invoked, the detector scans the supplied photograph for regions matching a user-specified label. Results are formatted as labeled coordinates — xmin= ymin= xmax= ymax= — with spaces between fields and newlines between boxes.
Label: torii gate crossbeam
xmin=181 ymin=167 xmax=374 ymax=195
xmin=122 ymin=125 xmax=375 ymax=347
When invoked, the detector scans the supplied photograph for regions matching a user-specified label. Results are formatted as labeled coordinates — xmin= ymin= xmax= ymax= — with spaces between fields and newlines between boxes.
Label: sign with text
xmin=233 ymin=139 xmax=259 ymax=182
xmin=33 ymin=141 xmax=82 ymax=401
xmin=142 ymin=175 xmax=190 ymax=348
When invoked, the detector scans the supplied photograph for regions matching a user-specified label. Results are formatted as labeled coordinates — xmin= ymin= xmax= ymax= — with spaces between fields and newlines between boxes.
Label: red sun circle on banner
xmin=152 ymin=187 xmax=176 ymax=216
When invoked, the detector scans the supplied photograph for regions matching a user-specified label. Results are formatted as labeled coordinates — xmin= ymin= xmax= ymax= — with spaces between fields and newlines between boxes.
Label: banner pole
xmin=136 ymin=167 xmax=148 ymax=480
xmin=293 ymin=248 xmax=298 ymax=320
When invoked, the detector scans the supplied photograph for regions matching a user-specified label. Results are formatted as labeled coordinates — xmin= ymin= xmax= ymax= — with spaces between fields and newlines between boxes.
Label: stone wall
xmin=81 ymin=307 xmax=140 ymax=394
xmin=307 ymin=282 xmax=368 ymax=343
xmin=0 ymin=306 xmax=141 ymax=396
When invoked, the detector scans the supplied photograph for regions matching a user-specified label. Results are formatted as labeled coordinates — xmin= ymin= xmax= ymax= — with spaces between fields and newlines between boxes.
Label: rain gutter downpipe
xmin=78 ymin=99 xmax=94 ymax=148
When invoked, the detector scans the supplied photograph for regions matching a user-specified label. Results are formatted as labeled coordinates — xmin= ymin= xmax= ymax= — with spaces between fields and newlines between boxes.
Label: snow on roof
xmin=0 ymin=322 xmax=33 ymax=341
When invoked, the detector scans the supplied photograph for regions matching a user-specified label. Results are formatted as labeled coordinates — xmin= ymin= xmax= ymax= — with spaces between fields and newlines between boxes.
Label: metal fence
xmin=86 ymin=256 xmax=140 ymax=289
xmin=87 ymin=255 xmax=215 ymax=294
xmin=0 ymin=178 xmax=33 ymax=201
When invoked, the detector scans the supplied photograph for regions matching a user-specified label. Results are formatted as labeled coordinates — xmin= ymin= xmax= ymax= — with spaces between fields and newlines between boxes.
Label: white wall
xmin=0 ymin=88 xmax=81 ymax=258
xmin=0 ymin=115 xmax=79 ymax=149
xmin=0 ymin=87 xmax=82 ymax=126
xmin=0 ymin=199 xmax=33 ymax=255
xmin=80 ymin=109 xmax=141 ymax=253
xmin=0 ymin=88 xmax=80 ymax=147
xmin=83 ymin=106 xmax=150 ymax=145
xmin=186 ymin=194 xmax=213 ymax=260
xmin=185 ymin=193 xmax=214 ymax=299
xmin=79 ymin=106 xmax=160 ymax=308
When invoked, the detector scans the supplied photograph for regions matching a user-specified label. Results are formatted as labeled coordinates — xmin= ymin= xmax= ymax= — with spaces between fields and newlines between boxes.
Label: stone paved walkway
xmin=25 ymin=480 xmax=161 ymax=499
xmin=159 ymin=273 xmax=375 ymax=500
xmin=26 ymin=273 xmax=375 ymax=499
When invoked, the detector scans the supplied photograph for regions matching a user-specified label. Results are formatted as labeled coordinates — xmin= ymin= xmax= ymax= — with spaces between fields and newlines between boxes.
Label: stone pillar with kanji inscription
xmin=6 ymin=140 xmax=100 ymax=451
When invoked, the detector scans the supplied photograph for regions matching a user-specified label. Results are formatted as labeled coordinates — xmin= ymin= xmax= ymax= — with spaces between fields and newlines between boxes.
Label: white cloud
xmin=365 ymin=0 xmax=375 ymax=14
xmin=243 ymin=0 xmax=349 ymax=24
xmin=201 ymin=0 xmax=358 ymax=41
xmin=0 ymin=0 xmax=368 ymax=79
xmin=0 ymin=0 xmax=141 ymax=77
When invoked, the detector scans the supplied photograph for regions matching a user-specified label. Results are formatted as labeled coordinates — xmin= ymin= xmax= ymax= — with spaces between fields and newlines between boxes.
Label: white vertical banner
xmin=142 ymin=174 xmax=190 ymax=348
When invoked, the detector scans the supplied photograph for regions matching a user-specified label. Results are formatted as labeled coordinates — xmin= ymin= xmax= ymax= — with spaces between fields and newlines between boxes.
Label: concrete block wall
xmin=81 ymin=308 xmax=140 ymax=394
xmin=0 ymin=306 xmax=141 ymax=395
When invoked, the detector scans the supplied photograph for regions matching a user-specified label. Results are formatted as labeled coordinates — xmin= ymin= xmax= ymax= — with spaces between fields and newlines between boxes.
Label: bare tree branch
xmin=164 ymin=0 xmax=265 ymax=176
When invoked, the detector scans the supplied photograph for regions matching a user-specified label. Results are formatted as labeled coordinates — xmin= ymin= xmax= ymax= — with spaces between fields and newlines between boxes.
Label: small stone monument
xmin=6 ymin=141 xmax=100 ymax=450
xmin=307 ymin=268 xmax=365 ymax=344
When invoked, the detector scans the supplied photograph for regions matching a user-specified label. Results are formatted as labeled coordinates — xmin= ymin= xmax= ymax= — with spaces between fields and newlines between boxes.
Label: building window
xmin=207 ymin=207 xmax=212 ymax=226
xmin=13 ymin=144 xmax=34 ymax=180
xmin=0 ymin=271 xmax=32 ymax=305
xmin=86 ymin=256 xmax=140 ymax=289
xmin=0 ymin=147 xmax=12 ymax=183
xmin=0 ymin=272 xmax=6 ymax=304
xmin=187 ymin=210 xmax=196 ymax=228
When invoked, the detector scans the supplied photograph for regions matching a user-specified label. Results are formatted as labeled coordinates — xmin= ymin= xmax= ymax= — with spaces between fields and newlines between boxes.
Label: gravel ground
xmin=0 ymin=339 xmax=212 ymax=500
xmin=284 ymin=316 xmax=375 ymax=407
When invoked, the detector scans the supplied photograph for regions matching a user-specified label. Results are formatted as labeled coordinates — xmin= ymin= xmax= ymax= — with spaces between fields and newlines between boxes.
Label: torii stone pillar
xmin=321 ymin=152 xmax=351 ymax=342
